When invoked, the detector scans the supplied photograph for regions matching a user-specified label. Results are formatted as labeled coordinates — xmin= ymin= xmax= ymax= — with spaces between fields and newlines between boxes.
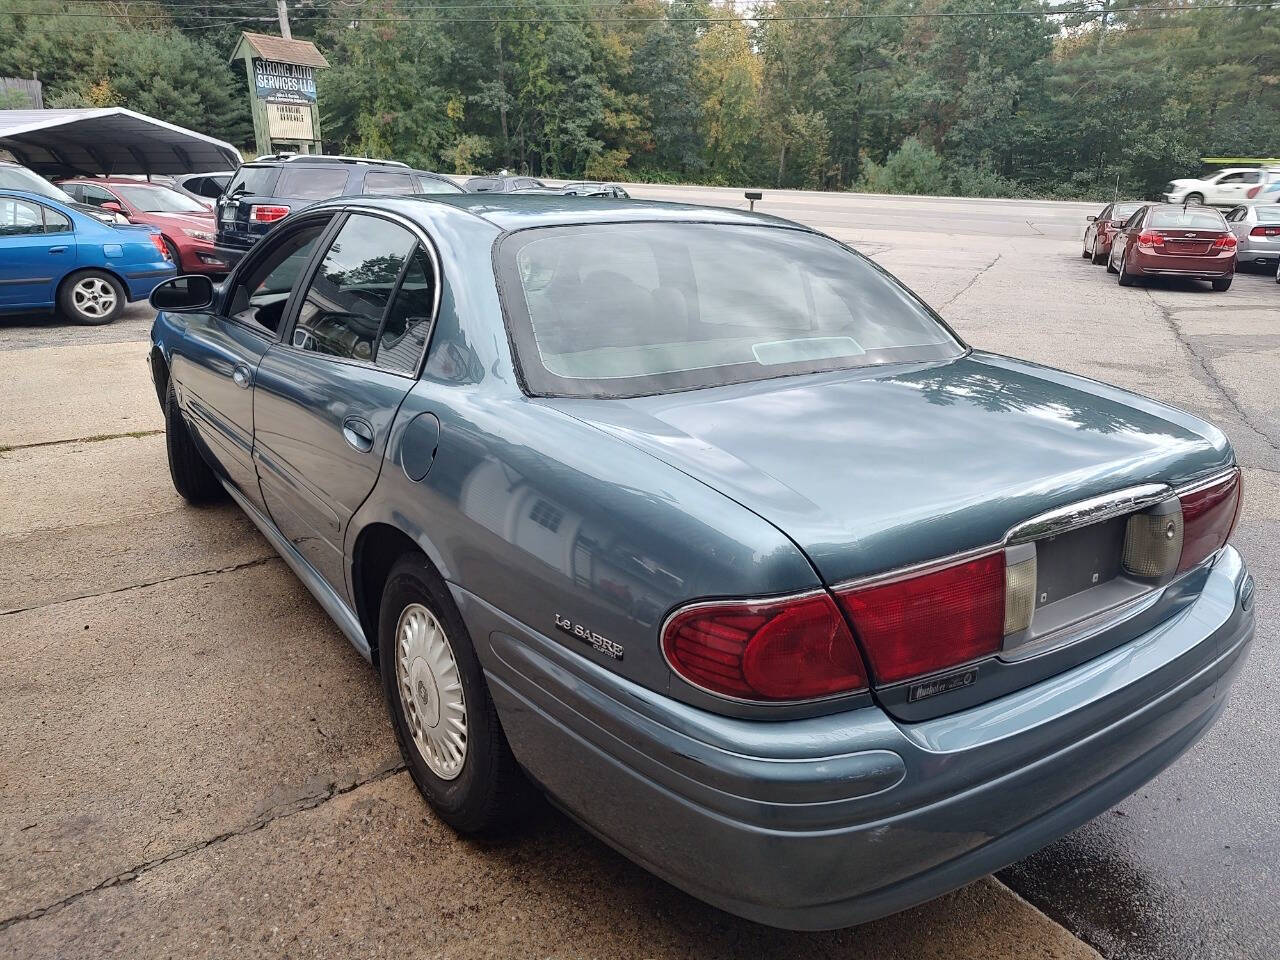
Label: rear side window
xmin=376 ymin=248 xmax=436 ymax=374
xmin=291 ymin=214 xmax=416 ymax=363
xmin=1148 ymin=209 xmax=1227 ymax=230
xmin=468 ymin=178 xmax=497 ymax=192
xmin=0 ymin=197 xmax=48 ymax=236
xmin=363 ymin=172 xmax=415 ymax=195
xmin=277 ymin=166 xmax=350 ymax=200
xmin=499 ymin=222 xmax=964 ymax=398
xmin=224 ymin=165 xmax=279 ymax=197
xmin=415 ymin=175 xmax=461 ymax=195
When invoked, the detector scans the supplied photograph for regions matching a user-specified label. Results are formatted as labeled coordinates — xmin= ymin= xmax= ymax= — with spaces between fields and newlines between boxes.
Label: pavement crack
xmin=0 ymin=555 xmax=279 ymax=616
xmin=942 ymin=252 xmax=1003 ymax=309
xmin=0 ymin=762 xmax=408 ymax=933
xmin=1145 ymin=290 xmax=1280 ymax=459
xmin=0 ymin=429 xmax=162 ymax=455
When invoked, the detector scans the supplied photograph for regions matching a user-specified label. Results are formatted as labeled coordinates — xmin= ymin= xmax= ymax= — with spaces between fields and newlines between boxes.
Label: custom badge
xmin=554 ymin=613 xmax=624 ymax=660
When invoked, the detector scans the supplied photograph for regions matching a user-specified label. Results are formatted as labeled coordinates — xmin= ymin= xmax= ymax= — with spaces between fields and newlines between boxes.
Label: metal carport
xmin=0 ymin=108 xmax=240 ymax=178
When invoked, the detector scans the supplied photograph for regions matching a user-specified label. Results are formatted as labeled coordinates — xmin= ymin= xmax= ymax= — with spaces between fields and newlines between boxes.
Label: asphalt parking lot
xmin=1 ymin=186 xmax=1276 ymax=960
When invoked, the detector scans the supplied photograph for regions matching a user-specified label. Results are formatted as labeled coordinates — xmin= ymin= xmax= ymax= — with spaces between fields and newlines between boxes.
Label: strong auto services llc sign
xmin=253 ymin=59 xmax=317 ymax=104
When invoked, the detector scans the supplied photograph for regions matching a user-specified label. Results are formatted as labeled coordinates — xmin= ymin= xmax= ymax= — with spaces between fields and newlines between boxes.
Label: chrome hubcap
xmin=395 ymin=603 xmax=467 ymax=780
xmin=72 ymin=277 xmax=117 ymax=318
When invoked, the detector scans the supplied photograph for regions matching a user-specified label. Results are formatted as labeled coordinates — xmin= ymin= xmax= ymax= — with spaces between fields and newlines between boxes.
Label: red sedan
xmin=1108 ymin=204 xmax=1237 ymax=291
xmin=58 ymin=179 xmax=227 ymax=275
xmin=1082 ymin=200 xmax=1145 ymax=265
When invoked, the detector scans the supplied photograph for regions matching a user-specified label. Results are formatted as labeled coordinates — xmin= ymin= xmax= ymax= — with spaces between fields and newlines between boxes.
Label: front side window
xmin=75 ymin=184 xmax=119 ymax=208
xmin=277 ymin=166 xmax=350 ymax=200
xmin=229 ymin=220 xmax=329 ymax=333
xmin=291 ymin=214 xmax=416 ymax=363
xmin=499 ymin=222 xmax=964 ymax=398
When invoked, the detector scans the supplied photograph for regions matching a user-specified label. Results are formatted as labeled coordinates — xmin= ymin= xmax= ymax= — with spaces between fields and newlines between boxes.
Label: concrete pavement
xmin=2 ymin=186 xmax=1276 ymax=959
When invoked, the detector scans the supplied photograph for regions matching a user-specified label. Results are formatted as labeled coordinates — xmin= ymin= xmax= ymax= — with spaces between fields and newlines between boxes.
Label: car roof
xmin=328 ymin=193 xmax=802 ymax=233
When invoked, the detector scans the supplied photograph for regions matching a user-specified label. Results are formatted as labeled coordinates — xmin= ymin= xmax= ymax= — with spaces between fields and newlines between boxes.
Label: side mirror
xmin=150 ymin=275 xmax=214 ymax=313
xmin=101 ymin=201 xmax=123 ymax=214
xmin=1086 ymin=215 xmax=1097 ymax=222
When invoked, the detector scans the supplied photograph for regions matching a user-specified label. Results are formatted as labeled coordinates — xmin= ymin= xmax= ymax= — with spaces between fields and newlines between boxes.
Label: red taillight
xmin=1137 ymin=231 xmax=1165 ymax=248
xmin=662 ymin=593 xmax=867 ymax=701
xmin=250 ymin=204 xmax=290 ymax=223
xmin=1250 ymin=225 xmax=1280 ymax=237
xmin=836 ymin=552 xmax=1005 ymax=685
xmin=149 ymin=233 xmax=170 ymax=260
xmin=1212 ymin=234 xmax=1238 ymax=249
xmin=1247 ymin=186 xmax=1260 ymax=199
xmin=1178 ymin=470 xmax=1242 ymax=573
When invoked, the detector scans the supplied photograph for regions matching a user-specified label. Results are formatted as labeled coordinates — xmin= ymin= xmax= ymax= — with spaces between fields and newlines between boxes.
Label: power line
xmin=8 ymin=0 xmax=1280 ymax=16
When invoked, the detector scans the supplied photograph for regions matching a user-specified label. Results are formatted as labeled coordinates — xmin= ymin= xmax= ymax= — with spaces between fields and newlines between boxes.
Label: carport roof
xmin=0 ymin=108 xmax=241 ymax=178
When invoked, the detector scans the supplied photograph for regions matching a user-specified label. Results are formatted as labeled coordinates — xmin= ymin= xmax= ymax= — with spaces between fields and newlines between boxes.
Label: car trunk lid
xmin=1151 ymin=228 xmax=1226 ymax=257
xmin=548 ymin=353 xmax=1234 ymax=718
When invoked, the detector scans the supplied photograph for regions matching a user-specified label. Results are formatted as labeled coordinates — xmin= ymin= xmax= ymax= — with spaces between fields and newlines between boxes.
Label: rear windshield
xmin=224 ymin=165 xmax=279 ymax=198
xmin=499 ymin=223 xmax=964 ymax=398
xmin=1149 ymin=209 xmax=1226 ymax=229
xmin=277 ymin=166 xmax=350 ymax=200
xmin=468 ymin=178 xmax=498 ymax=192
xmin=1256 ymin=207 xmax=1280 ymax=223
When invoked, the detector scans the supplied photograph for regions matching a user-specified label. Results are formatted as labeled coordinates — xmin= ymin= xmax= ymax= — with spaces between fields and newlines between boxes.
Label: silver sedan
xmin=1226 ymin=203 xmax=1280 ymax=274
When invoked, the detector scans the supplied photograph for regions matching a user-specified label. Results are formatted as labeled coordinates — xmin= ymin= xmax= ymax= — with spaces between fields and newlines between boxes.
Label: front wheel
xmin=379 ymin=555 xmax=530 ymax=835
xmin=58 ymin=270 xmax=125 ymax=325
xmin=1091 ymin=237 xmax=1107 ymax=265
xmin=165 ymin=380 xmax=225 ymax=503
xmin=1212 ymin=277 xmax=1233 ymax=292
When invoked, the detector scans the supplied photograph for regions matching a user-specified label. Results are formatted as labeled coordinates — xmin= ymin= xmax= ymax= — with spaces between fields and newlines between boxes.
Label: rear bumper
xmin=1131 ymin=249 xmax=1235 ymax=277
xmin=460 ymin=547 xmax=1254 ymax=930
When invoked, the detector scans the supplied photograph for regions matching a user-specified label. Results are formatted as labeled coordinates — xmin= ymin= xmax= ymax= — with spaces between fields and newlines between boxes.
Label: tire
xmin=1081 ymin=243 xmax=1091 ymax=259
xmin=164 ymin=379 xmax=225 ymax=503
xmin=378 ymin=555 xmax=530 ymax=835
xmin=58 ymin=270 xmax=125 ymax=325
xmin=1185 ymin=193 xmax=1204 ymax=206
xmin=1106 ymin=248 xmax=1120 ymax=274
xmin=162 ymin=236 xmax=183 ymax=273
xmin=1212 ymin=277 xmax=1233 ymax=292
xmin=1118 ymin=250 xmax=1136 ymax=286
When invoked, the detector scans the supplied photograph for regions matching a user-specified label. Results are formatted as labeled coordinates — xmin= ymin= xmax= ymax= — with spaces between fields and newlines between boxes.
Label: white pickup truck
xmin=1163 ymin=167 xmax=1280 ymax=206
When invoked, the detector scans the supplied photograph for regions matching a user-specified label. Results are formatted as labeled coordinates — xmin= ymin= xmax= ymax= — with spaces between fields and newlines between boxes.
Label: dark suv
xmin=214 ymin=155 xmax=461 ymax=267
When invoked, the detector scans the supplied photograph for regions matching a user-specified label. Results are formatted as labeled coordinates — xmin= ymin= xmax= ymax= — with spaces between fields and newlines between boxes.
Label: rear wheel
xmin=164 ymin=380 xmax=225 ymax=503
xmin=1118 ymin=250 xmax=1137 ymax=286
xmin=1185 ymin=192 xmax=1204 ymax=205
xmin=1212 ymin=277 xmax=1233 ymax=292
xmin=58 ymin=270 xmax=124 ymax=325
xmin=378 ymin=555 xmax=530 ymax=835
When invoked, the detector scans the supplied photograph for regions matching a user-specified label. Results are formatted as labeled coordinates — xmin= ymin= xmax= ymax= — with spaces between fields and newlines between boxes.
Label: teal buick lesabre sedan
xmin=148 ymin=195 xmax=1253 ymax=930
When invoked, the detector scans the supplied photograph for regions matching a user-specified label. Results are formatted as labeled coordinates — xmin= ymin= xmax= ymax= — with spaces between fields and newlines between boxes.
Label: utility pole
xmin=277 ymin=0 xmax=292 ymax=39
xmin=1096 ymin=0 xmax=1110 ymax=55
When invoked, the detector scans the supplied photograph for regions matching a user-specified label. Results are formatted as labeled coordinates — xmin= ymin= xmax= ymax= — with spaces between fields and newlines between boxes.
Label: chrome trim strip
xmin=1174 ymin=466 xmax=1239 ymax=497
xmin=659 ymin=589 xmax=868 ymax=706
xmin=999 ymin=589 xmax=1164 ymax=663
xmin=1005 ymin=483 xmax=1173 ymax=545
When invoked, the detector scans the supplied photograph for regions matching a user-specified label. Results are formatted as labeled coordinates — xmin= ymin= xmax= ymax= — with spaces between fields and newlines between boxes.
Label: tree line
xmin=2 ymin=0 xmax=1277 ymax=199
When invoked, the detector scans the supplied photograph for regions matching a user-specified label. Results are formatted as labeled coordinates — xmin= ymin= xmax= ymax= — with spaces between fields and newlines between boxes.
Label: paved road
xmin=1 ymin=186 xmax=1276 ymax=959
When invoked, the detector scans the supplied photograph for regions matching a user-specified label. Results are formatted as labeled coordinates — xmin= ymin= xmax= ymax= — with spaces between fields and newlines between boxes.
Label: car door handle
xmin=232 ymin=365 xmax=252 ymax=389
xmin=342 ymin=417 xmax=375 ymax=453
xmin=48 ymin=246 xmax=67 ymax=254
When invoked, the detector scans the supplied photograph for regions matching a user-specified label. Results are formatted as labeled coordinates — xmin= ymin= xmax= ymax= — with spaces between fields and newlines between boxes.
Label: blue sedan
xmin=0 ymin=189 xmax=174 ymax=324
xmin=147 ymin=195 xmax=1253 ymax=930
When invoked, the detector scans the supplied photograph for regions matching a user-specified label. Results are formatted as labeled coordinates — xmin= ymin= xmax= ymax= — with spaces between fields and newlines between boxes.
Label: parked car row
xmin=0 ymin=188 xmax=175 ymax=324
xmin=1082 ymin=201 xmax=1265 ymax=291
